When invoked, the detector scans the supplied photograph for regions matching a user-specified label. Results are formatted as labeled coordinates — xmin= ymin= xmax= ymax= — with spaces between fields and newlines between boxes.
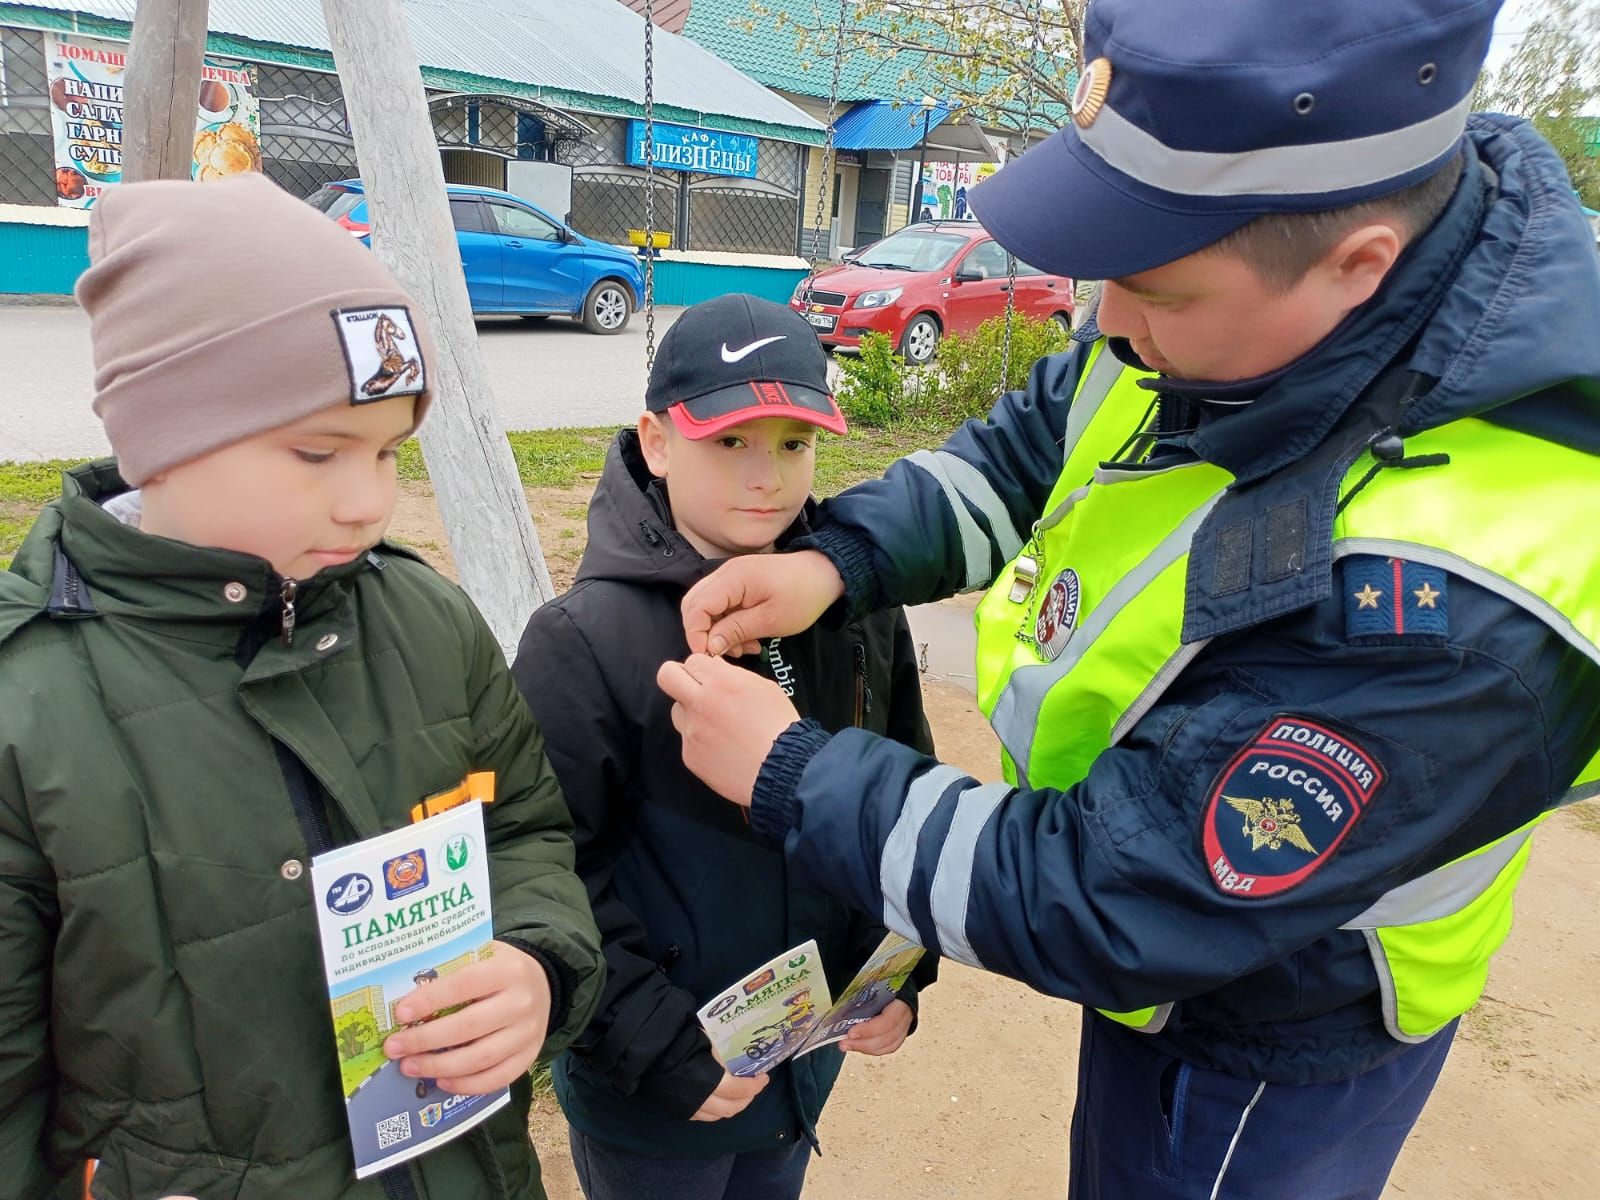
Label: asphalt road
xmin=0 ymin=301 xmax=687 ymax=463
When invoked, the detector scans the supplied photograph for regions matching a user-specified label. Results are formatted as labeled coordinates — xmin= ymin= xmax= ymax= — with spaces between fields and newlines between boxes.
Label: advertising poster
xmin=913 ymin=160 xmax=999 ymax=221
xmin=45 ymin=32 xmax=262 ymax=209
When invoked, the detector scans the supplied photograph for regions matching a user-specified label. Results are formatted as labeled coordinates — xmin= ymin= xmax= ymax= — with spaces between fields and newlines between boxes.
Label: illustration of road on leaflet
xmin=696 ymin=932 xmax=925 ymax=1077
xmin=311 ymin=800 xmax=506 ymax=1179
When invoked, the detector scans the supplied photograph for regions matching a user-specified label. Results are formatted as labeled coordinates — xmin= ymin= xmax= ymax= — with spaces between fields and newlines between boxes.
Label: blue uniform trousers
xmin=1069 ymin=1011 xmax=1457 ymax=1199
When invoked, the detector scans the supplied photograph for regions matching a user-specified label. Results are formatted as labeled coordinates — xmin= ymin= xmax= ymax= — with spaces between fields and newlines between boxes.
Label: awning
xmin=831 ymin=100 xmax=997 ymax=162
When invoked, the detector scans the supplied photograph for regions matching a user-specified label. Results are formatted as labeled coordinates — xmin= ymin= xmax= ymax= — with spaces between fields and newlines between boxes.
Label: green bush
xmin=834 ymin=331 xmax=908 ymax=428
xmin=919 ymin=312 xmax=1072 ymax=425
xmin=833 ymin=314 xmax=1072 ymax=431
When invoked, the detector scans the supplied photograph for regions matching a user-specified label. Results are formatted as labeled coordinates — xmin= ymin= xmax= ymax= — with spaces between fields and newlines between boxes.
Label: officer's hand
xmin=842 ymin=999 xmax=914 ymax=1056
xmin=657 ymin=654 xmax=800 ymax=807
xmin=682 ymin=550 xmax=845 ymax=657
xmin=690 ymin=1068 xmax=771 ymax=1122
xmin=383 ymin=941 xmax=552 ymax=1094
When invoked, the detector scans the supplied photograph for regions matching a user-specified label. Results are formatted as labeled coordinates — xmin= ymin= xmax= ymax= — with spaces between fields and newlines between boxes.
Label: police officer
xmin=656 ymin=0 xmax=1600 ymax=1195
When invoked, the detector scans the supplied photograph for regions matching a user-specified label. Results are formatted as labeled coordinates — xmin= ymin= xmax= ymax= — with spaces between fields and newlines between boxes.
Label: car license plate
xmin=805 ymin=313 xmax=836 ymax=331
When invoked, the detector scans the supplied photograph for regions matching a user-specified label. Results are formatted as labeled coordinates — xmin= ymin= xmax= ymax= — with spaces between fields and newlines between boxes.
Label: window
xmin=489 ymin=203 xmax=562 ymax=241
xmin=306 ymin=186 xmax=364 ymax=221
xmin=852 ymin=228 xmax=968 ymax=272
xmin=961 ymin=239 xmax=1010 ymax=280
xmin=449 ymin=198 xmax=485 ymax=233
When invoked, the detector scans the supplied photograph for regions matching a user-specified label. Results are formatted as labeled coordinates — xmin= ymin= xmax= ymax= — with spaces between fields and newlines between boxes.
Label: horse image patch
xmin=1201 ymin=715 xmax=1385 ymax=898
xmin=332 ymin=306 xmax=427 ymax=403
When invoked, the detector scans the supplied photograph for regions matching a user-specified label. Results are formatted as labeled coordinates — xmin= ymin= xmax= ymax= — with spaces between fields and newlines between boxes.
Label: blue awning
xmin=833 ymin=100 xmax=954 ymax=151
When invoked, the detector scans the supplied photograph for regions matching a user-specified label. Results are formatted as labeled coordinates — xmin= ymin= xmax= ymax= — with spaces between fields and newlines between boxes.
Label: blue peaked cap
xmin=970 ymin=0 xmax=1503 ymax=280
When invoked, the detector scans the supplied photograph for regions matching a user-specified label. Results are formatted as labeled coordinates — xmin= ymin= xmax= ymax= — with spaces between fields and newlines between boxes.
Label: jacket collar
xmin=1183 ymin=145 xmax=1488 ymax=486
xmin=22 ymin=460 xmax=386 ymax=663
xmin=574 ymin=429 xmax=819 ymax=590
xmin=1176 ymin=145 xmax=1492 ymax=643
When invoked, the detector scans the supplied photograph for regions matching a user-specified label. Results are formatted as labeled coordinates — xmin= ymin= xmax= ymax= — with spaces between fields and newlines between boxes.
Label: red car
xmin=789 ymin=220 xmax=1074 ymax=365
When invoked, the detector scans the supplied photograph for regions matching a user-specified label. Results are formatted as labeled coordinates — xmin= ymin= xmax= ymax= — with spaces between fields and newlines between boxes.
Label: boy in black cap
xmin=511 ymin=294 xmax=936 ymax=1199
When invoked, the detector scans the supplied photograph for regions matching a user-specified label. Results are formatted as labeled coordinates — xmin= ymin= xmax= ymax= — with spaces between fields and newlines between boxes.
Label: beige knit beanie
xmin=76 ymin=172 xmax=436 ymax=486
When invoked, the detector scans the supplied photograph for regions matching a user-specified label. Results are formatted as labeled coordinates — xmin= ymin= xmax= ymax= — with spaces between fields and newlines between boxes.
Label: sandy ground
xmin=393 ymin=480 xmax=1600 ymax=1199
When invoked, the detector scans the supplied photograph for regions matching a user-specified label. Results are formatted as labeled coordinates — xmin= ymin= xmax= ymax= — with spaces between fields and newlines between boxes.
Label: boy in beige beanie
xmin=0 ymin=173 xmax=602 ymax=1200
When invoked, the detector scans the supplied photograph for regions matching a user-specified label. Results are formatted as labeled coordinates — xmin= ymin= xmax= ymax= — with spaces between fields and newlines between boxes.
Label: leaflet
xmin=792 ymin=931 xmax=925 ymax=1055
xmin=310 ymin=803 xmax=507 ymax=1179
xmin=695 ymin=932 xmax=925 ymax=1077
xmin=696 ymin=939 xmax=831 ymax=1077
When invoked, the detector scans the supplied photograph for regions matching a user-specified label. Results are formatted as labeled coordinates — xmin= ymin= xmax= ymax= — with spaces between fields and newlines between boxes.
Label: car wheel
xmin=581 ymin=280 xmax=631 ymax=334
xmin=899 ymin=314 xmax=940 ymax=366
xmin=1049 ymin=311 xmax=1072 ymax=336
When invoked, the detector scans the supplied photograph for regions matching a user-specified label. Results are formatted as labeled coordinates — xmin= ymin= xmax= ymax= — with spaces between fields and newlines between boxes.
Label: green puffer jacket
xmin=0 ymin=462 xmax=604 ymax=1200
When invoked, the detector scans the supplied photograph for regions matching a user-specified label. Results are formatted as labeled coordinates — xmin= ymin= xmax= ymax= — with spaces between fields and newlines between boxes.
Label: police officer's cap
xmin=971 ymin=0 xmax=1503 ymax=281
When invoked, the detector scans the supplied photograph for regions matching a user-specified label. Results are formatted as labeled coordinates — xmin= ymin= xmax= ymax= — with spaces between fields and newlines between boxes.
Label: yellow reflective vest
xmin=972 ymin=340 xmax=1600 ymax=1040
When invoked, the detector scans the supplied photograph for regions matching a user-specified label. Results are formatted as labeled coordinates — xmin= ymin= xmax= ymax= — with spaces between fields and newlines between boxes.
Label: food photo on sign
xmin=44 ymin=31 xmax=262 ymax=208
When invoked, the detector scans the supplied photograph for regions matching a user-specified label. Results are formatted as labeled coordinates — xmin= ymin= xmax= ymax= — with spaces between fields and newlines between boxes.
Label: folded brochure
xmin=696 ymin=932 xmax=925 ymax=1077
xmin=311 ymin=801 xmax=507 ymax=1179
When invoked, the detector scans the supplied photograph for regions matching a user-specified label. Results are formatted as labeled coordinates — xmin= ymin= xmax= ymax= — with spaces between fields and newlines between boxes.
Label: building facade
xmin=0 ymin=0 xmax=824 ymax=293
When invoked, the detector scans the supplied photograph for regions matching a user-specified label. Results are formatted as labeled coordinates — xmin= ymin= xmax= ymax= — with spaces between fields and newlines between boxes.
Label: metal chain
xmin=643 ymin=0 xmax=658 ymax=374
xmin=803 ymin=0 xmax=851 ymax=306
xmin=999 ymin=0 xmax=1046 ymax=393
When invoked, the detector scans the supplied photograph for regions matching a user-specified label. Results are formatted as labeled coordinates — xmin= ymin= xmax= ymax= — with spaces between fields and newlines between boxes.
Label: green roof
xmin=683 ymin=0 xmax=1072 ymax=128
xmin=1581 ymin=117 xmax=1600 ymax=156
xmin=683 ymin=0 xmax=917 ymax=102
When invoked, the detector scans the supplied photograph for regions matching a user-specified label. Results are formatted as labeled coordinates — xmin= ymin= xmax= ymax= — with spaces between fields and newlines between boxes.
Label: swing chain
xmin=1000 ymin=0 xmax=1046 ymax=393
xmin=643 ymin=0 xmax=657 ymax=373
xmin=804 ymin=1 xmax=851 ymax=306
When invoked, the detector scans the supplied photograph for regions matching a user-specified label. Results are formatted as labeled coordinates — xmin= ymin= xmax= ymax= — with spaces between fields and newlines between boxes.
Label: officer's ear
xmin=1315 ymin=222 xmax=1403 ymax=313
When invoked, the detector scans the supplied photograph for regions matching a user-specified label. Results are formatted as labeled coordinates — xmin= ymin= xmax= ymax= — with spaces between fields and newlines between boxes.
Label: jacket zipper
xmin=271 ymin=741 xmax=425 ymax=1200
xmin=279 ymin=578 xmax=299 ymax=646
xmin=852 ymin=642 xmax=873 ymax=727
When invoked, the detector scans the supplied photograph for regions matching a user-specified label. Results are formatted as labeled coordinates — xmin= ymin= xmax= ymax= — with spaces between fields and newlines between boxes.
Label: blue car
xmin=307 ymin=180 xmax=646 ymax=334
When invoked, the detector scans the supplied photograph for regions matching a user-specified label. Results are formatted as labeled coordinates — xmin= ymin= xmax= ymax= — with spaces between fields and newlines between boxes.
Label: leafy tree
xmin=1473 ymin=0 xmax=1600 ymax=206
xmin=335 ymin=1008 xmax=380 ymax=1060
xmin=751 ymin=0 xmax=1084 ymax=135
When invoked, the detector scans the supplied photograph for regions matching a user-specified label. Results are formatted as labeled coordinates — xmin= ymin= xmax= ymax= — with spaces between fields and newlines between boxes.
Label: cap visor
xmin=670 ymin=381 xmax=848 ymax=440
xmin=971 ymin=128 xmax=1255 ymax=281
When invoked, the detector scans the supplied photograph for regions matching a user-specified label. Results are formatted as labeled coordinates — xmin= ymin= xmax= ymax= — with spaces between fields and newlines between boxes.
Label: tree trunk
xmin=322 ymin=0 xmax=555 ymax=661
xmin=121 ymin=0 xmax=210 ymax=183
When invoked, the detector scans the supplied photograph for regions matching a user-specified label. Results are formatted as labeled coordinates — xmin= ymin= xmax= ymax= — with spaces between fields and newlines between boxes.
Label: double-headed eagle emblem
xmin=1223 ymin=796 xmax=1317 ymax=853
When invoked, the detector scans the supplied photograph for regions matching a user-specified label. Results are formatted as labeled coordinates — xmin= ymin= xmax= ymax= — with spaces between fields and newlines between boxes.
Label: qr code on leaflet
xmin=376 ymin=1111 xmax=413 ymax=1150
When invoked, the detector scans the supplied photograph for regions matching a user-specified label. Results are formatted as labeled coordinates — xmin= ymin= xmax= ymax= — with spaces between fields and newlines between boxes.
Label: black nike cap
xmin=645 ymin=293 xmax=847 ymax=439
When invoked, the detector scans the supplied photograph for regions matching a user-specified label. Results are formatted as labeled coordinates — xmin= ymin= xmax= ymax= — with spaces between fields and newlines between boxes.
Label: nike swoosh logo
xmin=720 ymin=335 xmax=787 ymax=363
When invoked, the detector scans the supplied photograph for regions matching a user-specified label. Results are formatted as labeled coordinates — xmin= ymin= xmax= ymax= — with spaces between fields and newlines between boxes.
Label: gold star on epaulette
xmin=1413 ymin=581 xmax=1440 ymax=609
xmin=1353 ymin=583 xmax=1383 ymax=609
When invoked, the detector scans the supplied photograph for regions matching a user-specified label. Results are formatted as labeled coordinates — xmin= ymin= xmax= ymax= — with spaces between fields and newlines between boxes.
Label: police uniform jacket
xmin=750 ymin=117 xmax=1600 ymax=1085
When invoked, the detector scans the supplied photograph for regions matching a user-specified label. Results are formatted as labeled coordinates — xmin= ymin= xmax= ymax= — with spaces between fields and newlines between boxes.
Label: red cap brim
xmin=668 ymin=381 xmax=848 ymax=439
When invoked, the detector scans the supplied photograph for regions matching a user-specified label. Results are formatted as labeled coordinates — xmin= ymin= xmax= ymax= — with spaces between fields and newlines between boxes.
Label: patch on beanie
xmin=332 ymin=306 xmax=428 ymax=404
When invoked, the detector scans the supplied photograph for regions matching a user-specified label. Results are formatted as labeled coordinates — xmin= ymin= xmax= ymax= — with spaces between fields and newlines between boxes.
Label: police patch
xmin=1033 ymin=568 xmax=1081 ymax=661
xmin=1201 ymin=715 xmax=1385 ymax=899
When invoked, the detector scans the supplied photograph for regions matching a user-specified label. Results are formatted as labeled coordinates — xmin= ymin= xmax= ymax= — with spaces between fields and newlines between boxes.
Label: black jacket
xmin=512 ymin=430 xmax=935 ymax=1156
